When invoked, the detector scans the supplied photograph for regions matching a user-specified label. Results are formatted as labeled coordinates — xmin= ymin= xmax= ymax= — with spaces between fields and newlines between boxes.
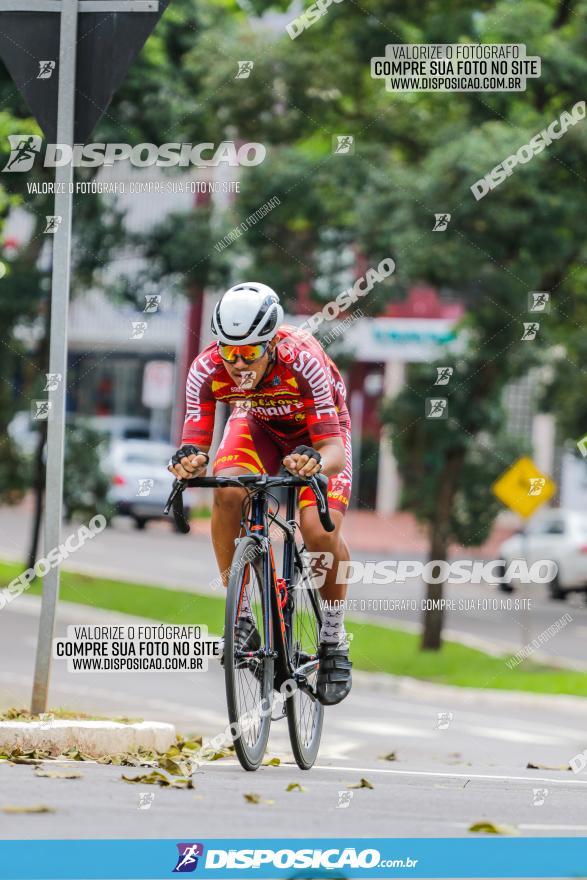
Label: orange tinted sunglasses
xmin=217 ymin=342 xmax=269 ymax=364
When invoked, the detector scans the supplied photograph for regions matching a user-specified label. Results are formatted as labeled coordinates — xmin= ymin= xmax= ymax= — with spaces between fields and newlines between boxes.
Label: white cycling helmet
xmin=211 ymin=282 xmax=284 ymax=345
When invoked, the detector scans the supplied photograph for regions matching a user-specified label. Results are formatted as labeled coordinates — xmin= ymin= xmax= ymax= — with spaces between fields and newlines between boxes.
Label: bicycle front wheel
xmin=225 ymin=537 xmax=274 ymax=771
xmin=286 ymin=553 xmax=324 ymax=769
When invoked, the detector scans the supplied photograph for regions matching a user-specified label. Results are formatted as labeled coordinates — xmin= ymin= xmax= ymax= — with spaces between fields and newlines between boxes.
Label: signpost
xmin=0 ymin=0 xmax=169 ymax=713
xmin=492 ymin=456 xmax=556 ymax=518
xmin=142 ymin=359 xmax=174 ymax=439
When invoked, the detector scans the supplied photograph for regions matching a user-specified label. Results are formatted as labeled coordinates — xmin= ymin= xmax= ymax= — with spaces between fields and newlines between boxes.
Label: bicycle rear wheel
xmin=286 ymin=553 xmax=324 ymax=769
xmin=225 ymin=537 xmax=274 ymax=771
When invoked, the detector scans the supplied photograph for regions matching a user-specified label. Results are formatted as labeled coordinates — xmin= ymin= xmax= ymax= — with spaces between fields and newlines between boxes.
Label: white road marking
xmin=207 ymin=760 xmax=587 ymax=786
xmin=311 ymin=765 xmax=587 ymax=786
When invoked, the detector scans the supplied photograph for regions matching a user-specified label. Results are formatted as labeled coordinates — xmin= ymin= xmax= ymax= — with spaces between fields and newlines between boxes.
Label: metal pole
xmin=31 ymin=0 xmax=79 ymax=714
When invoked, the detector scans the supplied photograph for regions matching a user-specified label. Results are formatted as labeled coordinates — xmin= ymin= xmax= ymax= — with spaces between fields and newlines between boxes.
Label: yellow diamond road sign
xmin=491 ymin=457 xmax=556 ymax=518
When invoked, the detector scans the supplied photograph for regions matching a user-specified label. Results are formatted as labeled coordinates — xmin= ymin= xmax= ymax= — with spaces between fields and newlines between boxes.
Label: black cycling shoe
xmin=316 ymin=642 xmax=352 ymax=706
xmin=220 ymin=617 xmax=263 ymax=681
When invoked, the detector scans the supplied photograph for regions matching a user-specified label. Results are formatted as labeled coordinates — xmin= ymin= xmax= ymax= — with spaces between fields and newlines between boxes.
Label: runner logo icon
xmin=173 ymin=843 xmax=204 ymax=872
xmin=3 ymin=135 xmax=42 ymax=172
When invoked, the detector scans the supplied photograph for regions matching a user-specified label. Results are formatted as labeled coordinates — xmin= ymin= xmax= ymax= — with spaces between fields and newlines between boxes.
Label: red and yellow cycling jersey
xmin=181 ymin=324 xmax=351 ymax=448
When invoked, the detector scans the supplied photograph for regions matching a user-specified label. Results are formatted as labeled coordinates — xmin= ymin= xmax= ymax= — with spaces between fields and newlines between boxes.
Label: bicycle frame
xmin=242 ymin=485 xmax=321 ymax=697
xmin=166 ymin=471 xmax=331 ymax=697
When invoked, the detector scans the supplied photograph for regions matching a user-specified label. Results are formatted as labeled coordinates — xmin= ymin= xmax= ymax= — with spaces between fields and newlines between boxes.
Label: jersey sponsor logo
xmin=291 ymin=349 xmax=337 ymax=419
xmin=278 ymin=341 xmax=296 ymax=363
xmin=327 ymin=491 xmax=349 ymax=505
xmin=186 ymin=353 xmax=219 ymax=422
xmin=330 ymin=475 xmax=351 ymax=491
xmin=187 ymin=354 xmax=216 ymax=399
xmin=226 ymin=394 xmax=305 ymax=419
xmin=250 ymin=396 xmax=302 ymax=408
xmin=251 ymin=403 xmax=296 ymax=417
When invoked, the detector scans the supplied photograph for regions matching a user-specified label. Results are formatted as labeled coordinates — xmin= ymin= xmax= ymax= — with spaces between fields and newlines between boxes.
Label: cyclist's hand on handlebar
xmin=167 ymin=444 xmax=209 ymax=480
xmin=282 ymin=445 xmax=322 ymax=478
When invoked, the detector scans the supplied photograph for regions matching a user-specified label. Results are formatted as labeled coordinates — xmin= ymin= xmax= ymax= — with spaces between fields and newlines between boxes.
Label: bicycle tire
xmin=225 ymin=537 xmax=274 ymax=771
xmin=285 ymin=553 xmax=324 ymax=769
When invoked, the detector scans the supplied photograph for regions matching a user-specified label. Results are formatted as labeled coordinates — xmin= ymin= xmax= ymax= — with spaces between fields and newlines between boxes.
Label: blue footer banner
xmin=0 ymin=838 xmax=586 ymax=879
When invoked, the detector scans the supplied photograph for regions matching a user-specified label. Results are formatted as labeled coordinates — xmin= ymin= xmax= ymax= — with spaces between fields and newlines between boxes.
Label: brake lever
xmin=163 ymin=478 xmax=186 ymax=515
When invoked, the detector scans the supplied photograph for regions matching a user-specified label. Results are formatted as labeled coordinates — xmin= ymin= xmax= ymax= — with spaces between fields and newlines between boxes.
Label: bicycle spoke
xmin=286 ymin=553 xmax=324 ymax=767
xmin=225 ymin=541 xmax=273 ymax=768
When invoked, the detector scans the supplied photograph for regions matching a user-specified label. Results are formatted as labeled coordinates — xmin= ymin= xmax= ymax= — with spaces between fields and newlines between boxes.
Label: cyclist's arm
xmin=169 ymin=353 xmax=217 ymax=479
xmin=181 ymin=353 xmax=217 ymax=447
xmin=285 ymin=351 xmax=346 ymax=476
xmin=313 ymin=436 xmax=345 ymax=476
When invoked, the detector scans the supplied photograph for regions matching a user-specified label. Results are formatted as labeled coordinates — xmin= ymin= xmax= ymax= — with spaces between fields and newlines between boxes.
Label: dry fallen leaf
xmin=243 ymin=792 xmax=274 ymax=805
xmin=469 ymin=821 xmax=520 ymax=835
xmin=206 ymin=747 xmax=235 ymax=762
xmin=527 ymin=762 xmax=571 ymax=771
xmin=35 ymin=770 xmax=82 ymax=779
xmin=380 ymin=752 xmax=397 ymax=762
xmin=122 ymin=771 xmax=193 ymax=789
xmin=59 ymin=748 xmax=93 ymax=762
xmin=286 ymin=783 xmax=305 ymax=792
xmin=157 ymin=756 xmax=194 ymax=777
xmin=348 ymin=778 xmax=374 ymax=789
xmin=1 ymin=804 xmax=55 ymax=814
xmin=263 ymin=757 xmax=281 ymax=767
xmin=176 ymin=737 xmax=203 ymax=750
xmin=1 ymin=748 xmax=52 ymax=765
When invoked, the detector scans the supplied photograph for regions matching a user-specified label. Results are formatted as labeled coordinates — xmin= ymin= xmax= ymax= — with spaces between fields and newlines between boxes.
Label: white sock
xmin=320 ymin=602 xmax=347 ymax=647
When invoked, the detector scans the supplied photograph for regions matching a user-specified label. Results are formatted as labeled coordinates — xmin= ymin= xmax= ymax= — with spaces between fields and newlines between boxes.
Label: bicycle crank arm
xmin=293 ymin=658 xmax=320 ymax=681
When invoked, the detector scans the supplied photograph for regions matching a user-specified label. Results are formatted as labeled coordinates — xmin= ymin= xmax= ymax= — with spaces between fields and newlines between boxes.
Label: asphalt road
xmin=1 ymin=598 xmax=587 ymax=840
xmin=1 ymin=505 xmax=586 ymax=669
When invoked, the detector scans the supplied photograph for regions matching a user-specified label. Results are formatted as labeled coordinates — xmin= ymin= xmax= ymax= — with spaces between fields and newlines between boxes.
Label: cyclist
xmin=168 ymin=282 xmax=352 ymax=705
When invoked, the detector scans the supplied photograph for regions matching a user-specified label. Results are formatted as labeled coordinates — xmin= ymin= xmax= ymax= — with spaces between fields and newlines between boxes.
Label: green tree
xmin=362 ymin=1 xmax=587 ymax=648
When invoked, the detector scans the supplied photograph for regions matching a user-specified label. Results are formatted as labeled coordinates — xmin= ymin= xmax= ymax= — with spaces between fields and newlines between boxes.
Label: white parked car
xmin=73 ymin=415 xmax=151 ymax=445
xmin=106 ymin=440 xmax=189 ymax=530
xmin=498 ymin=509 xmax=587 ymax=599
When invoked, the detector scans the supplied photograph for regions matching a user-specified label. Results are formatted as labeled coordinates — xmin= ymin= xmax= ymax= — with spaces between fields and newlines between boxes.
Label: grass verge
xmin=1 ymin=560 xmax=585 ymax=697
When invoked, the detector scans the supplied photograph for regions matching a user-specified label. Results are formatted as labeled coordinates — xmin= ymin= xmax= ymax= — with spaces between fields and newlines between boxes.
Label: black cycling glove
xmin=290 ymin=445 xmax=322 ymax=471
xmin=170 ymin=445 xmax=209 ymax=467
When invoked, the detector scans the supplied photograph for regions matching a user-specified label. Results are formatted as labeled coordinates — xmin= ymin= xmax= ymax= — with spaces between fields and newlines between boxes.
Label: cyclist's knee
xmin=301 ymin=520 xmax=343 ymax=553
xmin=213 ymin=486 xmax=246 ymax=511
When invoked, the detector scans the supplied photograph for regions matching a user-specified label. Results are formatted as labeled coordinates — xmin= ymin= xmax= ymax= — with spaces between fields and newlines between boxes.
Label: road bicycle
xmin=164 ymin=471 xmax=334 ymax=771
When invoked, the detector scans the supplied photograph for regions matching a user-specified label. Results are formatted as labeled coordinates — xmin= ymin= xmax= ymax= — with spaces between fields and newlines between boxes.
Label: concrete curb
xmin=0 ymin=720 xmax=176 ymax=758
